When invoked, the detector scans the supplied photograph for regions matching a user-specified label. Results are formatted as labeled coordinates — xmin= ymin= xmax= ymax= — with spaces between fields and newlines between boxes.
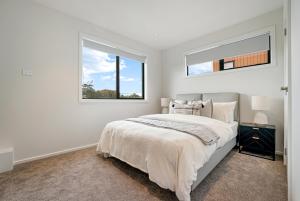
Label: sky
xmin=188 ymin=61 xmax=213 ymax=76
xmin=82 ymin=47 xmax=142 ymax=95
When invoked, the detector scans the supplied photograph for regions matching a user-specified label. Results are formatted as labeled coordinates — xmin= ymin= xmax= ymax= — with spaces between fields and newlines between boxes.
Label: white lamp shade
xmin=161 ymin=98 xmax=170 ymax=107
xmin=251 ymin=96 xmax=270 ymax=111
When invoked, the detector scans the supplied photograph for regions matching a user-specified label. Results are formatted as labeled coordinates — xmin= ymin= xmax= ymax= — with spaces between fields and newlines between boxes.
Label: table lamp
xmin=161 ymin=98 xmax=170 ymax=114
xmin=252 ymin=96 xmax=270 ymax=124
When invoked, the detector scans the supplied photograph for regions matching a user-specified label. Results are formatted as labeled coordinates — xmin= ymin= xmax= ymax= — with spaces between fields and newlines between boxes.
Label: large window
xmin=186 ymin=33 xmax=272 ymax=76
xmin=80 ymin=38 xmax=145 ymax=100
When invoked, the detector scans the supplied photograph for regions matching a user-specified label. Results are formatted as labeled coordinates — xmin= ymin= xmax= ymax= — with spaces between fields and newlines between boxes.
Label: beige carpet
xmin=0 ymin=147 xmax=287 ymax=201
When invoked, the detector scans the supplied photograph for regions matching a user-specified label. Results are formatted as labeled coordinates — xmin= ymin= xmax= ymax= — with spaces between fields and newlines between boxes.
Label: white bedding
xmin=96 ymin=114 xmax=238 ymax=201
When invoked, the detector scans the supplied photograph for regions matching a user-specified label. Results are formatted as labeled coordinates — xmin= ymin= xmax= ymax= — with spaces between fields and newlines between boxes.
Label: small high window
xmin=186 ymin=33 xmax=271 ymax=76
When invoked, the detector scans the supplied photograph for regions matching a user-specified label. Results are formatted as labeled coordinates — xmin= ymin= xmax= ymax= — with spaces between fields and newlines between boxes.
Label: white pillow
xmin=173 ymin=103 xmax=194 ymax=115
xmin=187 ymin=100 xmax=213 ymax=117
xmin=169 ymin=99 xmax=187 ymax=114
xmin=187 ymin=100 xmax=202 ymax=115
xmin=212 ymin=101 xmax=237 ymax=123
xmin=200 ymin=99 xmax=213 ymax=118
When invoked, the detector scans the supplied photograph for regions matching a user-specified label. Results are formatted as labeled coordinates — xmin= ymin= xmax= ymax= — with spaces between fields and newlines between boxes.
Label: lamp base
xmin=253 ymin=111 xmax=268 ymax=124
xmin=161 ymin=107 xmax=169 ymax=114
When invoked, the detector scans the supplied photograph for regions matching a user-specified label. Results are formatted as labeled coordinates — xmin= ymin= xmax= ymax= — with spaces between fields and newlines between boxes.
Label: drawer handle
xmin=252 ymin=127 xmax=259 ymax=130
xmin=252 ymin=136 xmax=260 ymax=140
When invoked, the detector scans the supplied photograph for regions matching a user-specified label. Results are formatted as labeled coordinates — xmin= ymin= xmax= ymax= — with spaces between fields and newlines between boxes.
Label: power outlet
xmin=22 ymin=68 xmax=33 ymax=76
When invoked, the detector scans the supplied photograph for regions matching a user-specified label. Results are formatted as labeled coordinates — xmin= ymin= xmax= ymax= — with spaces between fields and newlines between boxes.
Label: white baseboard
xmin=14 ymin=143 xmax=98 ymax=165
xmin=13 ymin=144 xmax=284 ymax=165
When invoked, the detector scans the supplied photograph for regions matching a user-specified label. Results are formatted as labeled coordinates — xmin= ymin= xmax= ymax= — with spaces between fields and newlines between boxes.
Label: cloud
xmin=82 ymin=47 xmax=127 ymax=82
xmin=100 ymin=75 xmax=135 ymax=82
xmin=101 ymin=75 xmax=113 ymax=80
xmin=120 ymin=76 xmax=135 ymax=82
xmin=99 ymin=73 xmax=134 ymax=82
xmin=120 ymin=60 xmax=126 ymax=70
xmin=188 ymin=62 xmax=213 ymax=75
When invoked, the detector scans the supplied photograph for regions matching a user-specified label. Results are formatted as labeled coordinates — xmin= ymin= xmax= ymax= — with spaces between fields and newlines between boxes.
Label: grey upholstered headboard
xmin=175 ymin=92 xmax=240 ymax=122
xmin=176 ymin=93 xmax=202 ymax=101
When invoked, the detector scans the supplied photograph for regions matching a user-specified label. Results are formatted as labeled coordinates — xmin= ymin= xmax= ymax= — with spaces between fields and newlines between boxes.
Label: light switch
xmin=22 ymin=68 xmax=33 ymax=76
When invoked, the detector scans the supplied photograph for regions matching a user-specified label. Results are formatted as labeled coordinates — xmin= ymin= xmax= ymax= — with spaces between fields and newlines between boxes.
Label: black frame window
xmin=186 ymin=33 xmax=271 ymax=76
xmin=81 ymin=38 xmax=145 ymax=100
xmin=187 ymin=49 xmax=271 ymax=76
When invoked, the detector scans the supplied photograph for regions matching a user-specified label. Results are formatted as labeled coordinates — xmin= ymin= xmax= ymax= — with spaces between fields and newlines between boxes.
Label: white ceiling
xmin=34 ymin=0 xmax=283 ymax=50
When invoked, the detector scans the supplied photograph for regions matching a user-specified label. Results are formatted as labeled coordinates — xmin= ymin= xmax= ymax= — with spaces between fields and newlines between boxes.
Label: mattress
xmin=229 ymin=121 xmax=239 ymax=139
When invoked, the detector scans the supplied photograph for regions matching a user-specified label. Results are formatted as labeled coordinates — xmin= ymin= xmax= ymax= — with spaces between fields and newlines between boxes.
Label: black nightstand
xmin=239 ymin=123 xmax=276 ymax=160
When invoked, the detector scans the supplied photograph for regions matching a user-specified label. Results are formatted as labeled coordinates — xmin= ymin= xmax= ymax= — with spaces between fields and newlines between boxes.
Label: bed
xmin=96 ymin=92 xmax=240 ymax=201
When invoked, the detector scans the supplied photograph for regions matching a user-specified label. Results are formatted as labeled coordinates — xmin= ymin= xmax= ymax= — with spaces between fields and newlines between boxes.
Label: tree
xmin=82 ymin=81 xmax=96 ymax=99
xmin=82 ymin=82 xmax=140 ymax=99
xmin=82 ymin=81 xmax=117 ymax=99
xmin=120 ymin=93 xmax=141 ymax=98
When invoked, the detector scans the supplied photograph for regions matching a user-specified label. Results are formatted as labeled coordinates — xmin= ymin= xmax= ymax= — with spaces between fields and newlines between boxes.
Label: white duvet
xmin=96 ymin=114 xmax=237 ymax=201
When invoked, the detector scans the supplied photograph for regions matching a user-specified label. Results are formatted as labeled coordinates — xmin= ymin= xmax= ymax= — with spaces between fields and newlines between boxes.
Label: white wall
xmin=162 ymin=9 xmax=285 ymax=153
xmin=290 ymin=0 xmax=300 ymax=200
xmin=0 ymin=0 xmax=162 ymax=162
xmin=0 ymin=1 xmax=286 ymax=162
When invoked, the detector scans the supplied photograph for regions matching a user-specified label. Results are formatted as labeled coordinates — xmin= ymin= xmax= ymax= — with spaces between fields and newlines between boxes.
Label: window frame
xmin=79 ymin=33 xmax=147 ymax=102
xmin=184 ymin=26 xmax=276 ymax=78
xmin=116 ymin=56 xmax=145 ymax=100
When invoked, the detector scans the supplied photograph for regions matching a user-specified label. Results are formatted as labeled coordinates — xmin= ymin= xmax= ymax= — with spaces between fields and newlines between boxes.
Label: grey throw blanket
xmin=126 ymin=117 xmax=220 ymax=145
